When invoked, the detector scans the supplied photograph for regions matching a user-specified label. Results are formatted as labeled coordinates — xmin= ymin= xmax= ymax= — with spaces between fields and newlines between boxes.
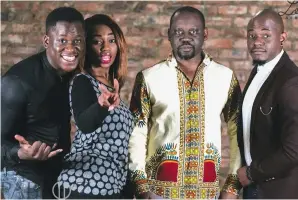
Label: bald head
xmin=169 ymin=6 xmax=205 ymax=29
xmin=249 ymin=8 xmax=284 ymax=33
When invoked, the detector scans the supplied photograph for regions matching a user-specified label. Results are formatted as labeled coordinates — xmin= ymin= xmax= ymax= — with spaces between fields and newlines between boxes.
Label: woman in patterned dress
xmin=57 ymin=14 xmax=134 ymax=199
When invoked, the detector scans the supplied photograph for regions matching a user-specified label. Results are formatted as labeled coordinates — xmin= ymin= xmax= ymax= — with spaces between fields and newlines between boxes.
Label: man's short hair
xmin=45 ymin=7 xmax=85 ymax=34
xmin=253 ymin=8 xmax=284 ymax=32
xmin=170 ymin=6 xmax=206 ymax=29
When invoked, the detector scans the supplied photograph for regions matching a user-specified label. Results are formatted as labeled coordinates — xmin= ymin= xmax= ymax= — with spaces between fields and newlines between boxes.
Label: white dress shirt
xmin=242 ymin=50 xmax=284 ymax=166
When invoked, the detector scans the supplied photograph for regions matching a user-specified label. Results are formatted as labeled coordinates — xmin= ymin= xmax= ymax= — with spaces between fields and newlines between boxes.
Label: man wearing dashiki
xmin=128 ymin=6 xmax=242 ymax=199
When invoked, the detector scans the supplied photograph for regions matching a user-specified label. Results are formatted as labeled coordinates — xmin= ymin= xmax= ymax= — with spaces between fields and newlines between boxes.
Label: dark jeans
xmin=243 ymin=183 xmax=258 ymax=199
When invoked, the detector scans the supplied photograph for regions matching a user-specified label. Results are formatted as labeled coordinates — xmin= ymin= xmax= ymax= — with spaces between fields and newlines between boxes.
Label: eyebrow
xmin=93 ymin=32 xmax=114 ymax=37
xmin=248 ymin=28 xmax=270 ymax=32
xmin=174 ymin=27 xmax=199 ymax=29
xmin=57 ymin=34 xmax=83 ymax=38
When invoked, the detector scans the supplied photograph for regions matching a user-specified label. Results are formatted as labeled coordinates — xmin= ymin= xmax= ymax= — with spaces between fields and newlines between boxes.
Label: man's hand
xmin=15 ymin=134 xmax=63 ymax=161
xmin=98 ymin=79 xmax=120 ymax=111
xmin=237 ymin=166 xmax=251 ymax=187
xmin=219 ymin=191 xmax=238 ymax=199
xmin=138 ymin=191 xmax=163 ymax=199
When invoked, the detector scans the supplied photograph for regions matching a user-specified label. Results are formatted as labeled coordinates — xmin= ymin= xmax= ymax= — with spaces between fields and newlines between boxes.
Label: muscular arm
xmin=250 ymin=76 xmax=298 ymax=182
xmin=71 ymin=75 xmax=109 ymax=133
xmin=128 ymin=72 xmax=151 ymax=195
xmin=1 ymin=75 xmax=27 ymax=165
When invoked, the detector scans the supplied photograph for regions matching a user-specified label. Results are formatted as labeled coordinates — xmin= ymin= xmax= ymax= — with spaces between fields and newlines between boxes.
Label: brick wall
xmin=2 ymin=1 xmax=298 ymax=96
xmin=1 ymin=1 xmax=298 ymax=188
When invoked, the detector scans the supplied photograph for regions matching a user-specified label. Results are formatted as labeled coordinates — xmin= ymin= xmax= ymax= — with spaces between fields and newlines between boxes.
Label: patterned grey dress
xmin=57 ymin=73 xmax=134 ymax=198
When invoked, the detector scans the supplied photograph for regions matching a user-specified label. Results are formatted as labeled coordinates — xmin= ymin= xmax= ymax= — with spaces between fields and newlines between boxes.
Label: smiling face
xmin=247 ymin=15 xmax=286 ymax=65
xmin=44 ymin=21 xmax=85 ymax=73
xmin=168 ymin=12 xmax=207 ymax=61
xmin=87 ymin=24 xmax=118 ymax=69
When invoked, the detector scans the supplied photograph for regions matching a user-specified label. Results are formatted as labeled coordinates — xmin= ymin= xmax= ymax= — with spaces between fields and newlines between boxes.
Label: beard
xmin=177 ymin=43 xmax=195 ymax=60
xmin=253 ymin=60 xmax=267 ymax=66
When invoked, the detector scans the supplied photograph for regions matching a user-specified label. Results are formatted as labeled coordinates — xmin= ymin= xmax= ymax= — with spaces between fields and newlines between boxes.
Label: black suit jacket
xmin=238 ymin=52 xmax=298 ymax=198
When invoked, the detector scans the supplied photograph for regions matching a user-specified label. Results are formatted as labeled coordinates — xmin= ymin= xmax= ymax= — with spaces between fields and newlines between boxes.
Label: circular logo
xmin=52 ymin=182 xmax=72 ymax=199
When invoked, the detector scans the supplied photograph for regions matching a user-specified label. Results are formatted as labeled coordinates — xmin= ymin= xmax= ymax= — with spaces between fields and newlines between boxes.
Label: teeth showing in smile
xmin=102 ymin=56 xmax=111 ymax=61
xmin=62 ymin=55 xmax=76 ymax=62
xmin=100 ymin=55 xmax=111 ymax=64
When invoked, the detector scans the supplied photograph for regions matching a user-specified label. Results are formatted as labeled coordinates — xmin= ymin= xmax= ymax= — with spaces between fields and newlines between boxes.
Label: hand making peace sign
xmin=98 ymin=79 xmax=120 ymax=111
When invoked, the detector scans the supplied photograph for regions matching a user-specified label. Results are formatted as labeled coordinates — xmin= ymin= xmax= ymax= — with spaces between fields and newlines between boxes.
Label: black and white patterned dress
xmin=57 ymin=73 xmax=134 ymax=198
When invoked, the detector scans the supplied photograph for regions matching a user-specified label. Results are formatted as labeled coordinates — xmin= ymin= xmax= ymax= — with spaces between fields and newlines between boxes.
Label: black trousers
xmin=61 ymin=188 xmax=121 ymax=199
xmin=243 ymin=183 xmax=258 ymax=199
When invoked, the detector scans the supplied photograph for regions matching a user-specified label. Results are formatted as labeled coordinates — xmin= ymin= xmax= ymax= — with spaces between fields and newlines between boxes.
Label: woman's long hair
xmin=84 ymin=14 xmax=128 ymax=90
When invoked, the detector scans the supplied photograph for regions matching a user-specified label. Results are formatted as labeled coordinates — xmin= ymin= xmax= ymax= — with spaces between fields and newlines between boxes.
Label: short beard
xmin=177 ymin=49 xmax=195 ymax=60
xmin=253 ymin=60 xmax=267 ymax=66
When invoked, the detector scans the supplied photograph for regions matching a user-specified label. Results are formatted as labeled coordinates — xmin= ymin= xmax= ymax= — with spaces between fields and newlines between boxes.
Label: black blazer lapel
xmin=238 ymin=66 xmax=258 ymax=165
xmin=250 ymin=52 xmax=288 ymax=138
xmin=243 ymin=66 xmax=258 ymax=97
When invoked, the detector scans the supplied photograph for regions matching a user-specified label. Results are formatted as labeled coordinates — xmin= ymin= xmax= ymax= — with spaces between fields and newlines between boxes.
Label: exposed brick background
xmin=1 ymin=1 xmax=298 ymax=190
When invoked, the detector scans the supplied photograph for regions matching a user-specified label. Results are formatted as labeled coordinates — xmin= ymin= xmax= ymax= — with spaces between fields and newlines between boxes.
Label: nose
xmin=253 ymin=36 xmax=265 ymax=46
xmin=101 ymin=41 xmax=110 ymax=51
xmin=180 ymin=37 xmax=192 ymax=42
xmin=179 ymin=32 xmax=193 ymax=42
xmin=65 ymin=42 xmax=75 ymax=52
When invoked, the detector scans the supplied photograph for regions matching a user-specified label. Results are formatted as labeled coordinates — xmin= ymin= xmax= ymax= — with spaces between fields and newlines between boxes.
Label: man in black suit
xmin=237 ymin=8 xmax=298 ymax=199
